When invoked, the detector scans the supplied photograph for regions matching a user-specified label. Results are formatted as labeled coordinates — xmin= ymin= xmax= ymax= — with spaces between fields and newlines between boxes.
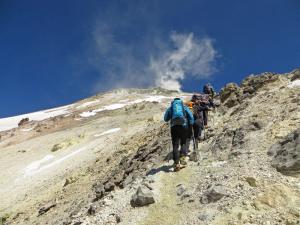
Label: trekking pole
xmin=202 ymin=120 xmax=206 ymax=141
xmin=191 ymin=127 xmax=197 ymax=152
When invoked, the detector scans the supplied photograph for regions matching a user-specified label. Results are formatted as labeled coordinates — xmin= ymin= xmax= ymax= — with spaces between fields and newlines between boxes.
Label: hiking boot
xmin=180 ymin=156 xmax=187 ymax=165
xmin=174 ymin=163 xmax=185 ymax=172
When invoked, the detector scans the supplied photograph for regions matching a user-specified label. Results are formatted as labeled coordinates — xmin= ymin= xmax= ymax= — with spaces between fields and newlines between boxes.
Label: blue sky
xmin=0 ymin=0 xmax=299 ymax=117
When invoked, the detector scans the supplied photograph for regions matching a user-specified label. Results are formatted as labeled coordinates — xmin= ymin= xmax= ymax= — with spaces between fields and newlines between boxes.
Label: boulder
xmin=241 ymin=72 xmax=278 ymax=95
xmin=200 ymin=185 xmax=228 ymax=204
xmin=219 ymin=83 xmax=243 ymax=108
xmin=18 ymin=118 xmax=29 ymax=127
xmin=270 ymin=128 xmax=300 ymax=175
xmin=130 ymin=186 xmax=155 ymax=207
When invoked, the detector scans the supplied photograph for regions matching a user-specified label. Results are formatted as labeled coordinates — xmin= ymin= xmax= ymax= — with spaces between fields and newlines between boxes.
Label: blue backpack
xmin=171 ymin=98 xmax=187 ymax=126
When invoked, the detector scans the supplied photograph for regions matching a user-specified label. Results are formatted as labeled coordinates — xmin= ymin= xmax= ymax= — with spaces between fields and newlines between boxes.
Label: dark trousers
xmin=171 ymin=125 xmax=188 ymax=164
xmin=186 ymin=120 xmax=203 ymax=152
xmin=203 ymin=110 xmax=208 ymax=126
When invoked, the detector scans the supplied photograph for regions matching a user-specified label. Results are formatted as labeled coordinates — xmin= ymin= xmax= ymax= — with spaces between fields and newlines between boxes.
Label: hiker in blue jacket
xmin=164 ymin=98 xmax=194 ymax=171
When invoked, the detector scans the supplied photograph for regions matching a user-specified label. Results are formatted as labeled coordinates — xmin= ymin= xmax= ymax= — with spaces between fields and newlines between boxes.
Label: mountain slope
xmin=1 ymin=70 xmax=300 ymax=225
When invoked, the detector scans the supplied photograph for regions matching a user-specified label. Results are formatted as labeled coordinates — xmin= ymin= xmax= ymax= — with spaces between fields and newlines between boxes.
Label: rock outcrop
xmin=269 ymin=128 xmax=300 ymax=175
xmin=241 ymin=72 xmax=278 ymax=95
xmin=18 ymin=117 xmax=29 ymax=127
xmin=220 ymin=83 xmax=242 ymax=107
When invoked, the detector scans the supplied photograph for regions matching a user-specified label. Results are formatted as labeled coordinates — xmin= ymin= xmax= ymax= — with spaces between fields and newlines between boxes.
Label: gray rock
xmin=104 ymin=182 xmax=115 ymax=192
xmin=245 ymin=177 xmax=257 ymax=187
xmin=200 ymin=185 xmax=228 ymax=204
xmin=270 ymin=128 xmax=300 ymax=175
xmin=181 ymin=192 xmax=192 ymax=200
xmin=94 ymin=184 xmax=105 ymax=200
xmin=73 ymin=221 xmax=82 ymax=225
xmin=18 ymin=117 xmax=29 ymax=127
xmin=189 ymin=151 xmax=199 ymax=162
xmin=115 ymin=214 xmax=121 ymax=223
xmin=176 ymin=184 xmax=186 ymax=196
xmin=198 ymin=209 xmax=217 ymax=221
xmin=38 ymin=203 xmax=56 ymax=216
xmin=87 ymin=205 xmax=96 ymax=215
xmin=220 ymin=83 xmax=243 ymax=107
xmin=131 ymin=186 xmax=155 ymax=207
xmin=241 ymin=72 xmax=278 ymax=95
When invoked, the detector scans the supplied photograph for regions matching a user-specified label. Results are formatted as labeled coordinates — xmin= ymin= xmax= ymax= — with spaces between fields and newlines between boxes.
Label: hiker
xmin=186 ymin=96 xmax=210 ymax=152
xmin=164 ymin=98 xmax=194 ymax=171
xmin=203 ymin=83 xmax=216 ymax=98
xmin=191 ymin=93 xmax=210 ymax=127
xmin=200 ymin=94 xmax=211 ymax=128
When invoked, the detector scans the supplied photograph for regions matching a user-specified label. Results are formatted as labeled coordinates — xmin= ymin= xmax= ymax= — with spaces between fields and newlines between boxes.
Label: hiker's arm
xmin=164 ymin=107 xmax=171 ymax=122
xmin=197 ymin=105 xmax=209 ymax=111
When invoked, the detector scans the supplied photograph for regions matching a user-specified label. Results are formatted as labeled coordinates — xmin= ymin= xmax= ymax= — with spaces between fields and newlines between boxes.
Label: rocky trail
xmin=1 ymin=70 xmax=300 ymax=225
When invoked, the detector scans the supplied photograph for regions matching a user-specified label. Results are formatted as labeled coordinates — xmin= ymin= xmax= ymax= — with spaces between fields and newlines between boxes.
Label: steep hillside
xmin=1 ymin=70 xmax=300 ymax=225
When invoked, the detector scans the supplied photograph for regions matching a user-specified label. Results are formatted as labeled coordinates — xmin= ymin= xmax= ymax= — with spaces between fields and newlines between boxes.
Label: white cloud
xmin=88 ymin=23 xmax=218 ymax=92
xmin=150 ymin=32 xmax=218 ymax=91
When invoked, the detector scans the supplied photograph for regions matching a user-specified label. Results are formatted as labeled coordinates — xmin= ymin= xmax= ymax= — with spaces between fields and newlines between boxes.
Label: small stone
xmin=94 ymin=184 xmax=105 ymax=200
xmin=18 ymin=150 xmax=26 ymax=153
xmin=38 ymin=203 xmax=56 ymax=216
xmin=87 ymin=205 xmax=96 ymax=215
xmin=130 ymin=186 xmax=155 ymax=207
xmin=176 ymin=184 xmax=186 ymax=196
xmin=245 ymin=177 xmax=257 ymax=187
xmin=73 ymin=221 xmax=82 ymax=225
xmin=18 ymin=118 xmax=29 ymax=127
xmin=104 ymin=182 xmax=115 ymax=192
xmin=142 ymin=182 xmax=153 ymax=190
xmin=189 ymin=151 xmax=200 ymax=162
xmin=181 ymin=192 xmax=192 ymax=200
xmin=198 ymin=209 xmax=217 ymax=221
xmin=200 ymin=185 xmax=228 ymax=204
xmin=115 ymin=214 xmax=121 ymax=223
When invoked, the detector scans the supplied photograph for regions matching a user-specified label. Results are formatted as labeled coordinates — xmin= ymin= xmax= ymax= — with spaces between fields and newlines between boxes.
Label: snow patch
xmin=79 ymin=111 xmax=97 ymax=118
xmin=21 ymin=128 xmax=34 ymax=132
xmin=96 ymin=103 xmax=126 ymax=112
xmin=23 ymin=155 xmax=55 ymax=177
xmin=0 ymin=105 xmax=71 ymax=132
xmin=79 ymin=95 xmax=172 ymax=118
xmin=288 ymin=79 xmax=300 ymax=88
xmin=119 ymin=99 xmax=130 ymax=103
xmin=22 ymin=147 xmax=88 ymax=177
xmin=94 ymin=128 xmax=121 ymax=137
